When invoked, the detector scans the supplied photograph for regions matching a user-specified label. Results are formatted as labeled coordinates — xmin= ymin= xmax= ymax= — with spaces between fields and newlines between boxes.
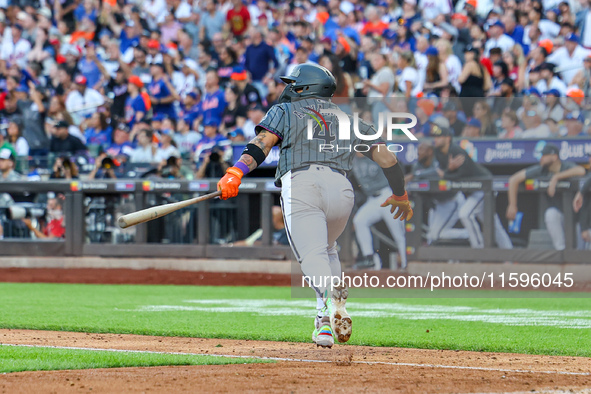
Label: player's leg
xmin=322 ymin=171 xmax=355 ymax=343
xmin=428 ymin=196 xmax=460 ymax=244
xmin=280 ymin=171 xmax=334 ymax=347
xmin=458 ymin=191 xmax=485 ymax=248
xmin=492 ymin=214 xmax=513 ymax=249
xmin=352 ymin=196 xmax=383 ymax=267
xmin=438 ymin=192 xmax=470 ymax=241
xmin=544 ymin=207 xmax=565 ymax=250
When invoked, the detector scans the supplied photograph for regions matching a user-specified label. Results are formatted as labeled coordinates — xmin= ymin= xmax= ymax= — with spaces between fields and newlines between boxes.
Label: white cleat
xmin=329 ymin=284 xmax=352 ymax=343
xmin=312 ymin=316 xmax=334 ymax=348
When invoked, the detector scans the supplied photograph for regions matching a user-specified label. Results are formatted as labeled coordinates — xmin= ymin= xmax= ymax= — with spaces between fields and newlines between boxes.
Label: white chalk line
xmin=1 ymin=343 xmax=589 ymax=377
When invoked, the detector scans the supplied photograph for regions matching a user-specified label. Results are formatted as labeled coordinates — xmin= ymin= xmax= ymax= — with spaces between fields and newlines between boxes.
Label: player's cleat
xmin=329 ymin=284 xmax=352 ymax=343
xmin=312 ymin=315 xmax=334 ymax=348
xmin=353 ymin=255 xmax=375 ymax=270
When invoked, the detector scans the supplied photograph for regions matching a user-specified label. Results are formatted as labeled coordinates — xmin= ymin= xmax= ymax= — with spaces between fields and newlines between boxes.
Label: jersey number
xmin=310 ymin=121 xmax=336 ymax=145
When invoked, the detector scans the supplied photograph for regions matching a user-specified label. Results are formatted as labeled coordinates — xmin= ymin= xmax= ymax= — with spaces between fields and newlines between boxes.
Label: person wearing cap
xmin=148 ymin=62 xmax=180 ymax=120
xmin=520 ymin=105 xmax=553 ymax=138
xmin=231 ymin=66 xmax=263 ymax=113
xmin=535 ymin=62 xmax=567 ymax=96
xmin=562 ymin=111 xmax=587 ymax=137
xmin=483 ymin=20 xmax=515 ymax=57
xmin=174 ymin=115 xmax=201 ymax=158
xmin=242 ymin=103 xmax=266 ymax=140
xmin=507 ymin=143 xmax=585 ymax=250
xmin=0 ymin=148 xmax=20 ymax=181
xmin=49 ymin=120 xmax=87 ymax=155
xmin=0 ymin=24 xmax=31 ymax=69
xmin=543 ymin=89 xmax=565 ymax=123
xmin=442 ymin=101 xmax=466 ymax=136
xmin=228 ymin=128 xmax=246 ymax=143
xmin=65 ymin=74 xmax=106 ymax=123
xmin=193 ymin=118 xmax=231 ymax=174
xmin=422 ymin=47 xmax=449 ymax=96
xmin=432 ymin=123 xmax=513 ymax=249
xmin=546 ymin=33 xmax=591 ymax=85
xmin=462 ymin=118 xmax=482 ymax=138
xmin=125 ymin=75 xmax=147 ymax=130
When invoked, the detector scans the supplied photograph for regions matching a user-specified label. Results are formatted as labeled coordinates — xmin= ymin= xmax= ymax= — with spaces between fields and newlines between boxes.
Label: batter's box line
xmin=1 ymin=343 xmax=589 ymax=377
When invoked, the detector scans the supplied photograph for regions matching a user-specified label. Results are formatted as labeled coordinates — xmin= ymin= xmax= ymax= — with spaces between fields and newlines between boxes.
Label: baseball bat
xmin=117 ymin=190 xmax=222 ymax=229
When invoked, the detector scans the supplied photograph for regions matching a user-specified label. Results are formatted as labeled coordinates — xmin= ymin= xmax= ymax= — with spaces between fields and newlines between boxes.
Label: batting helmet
xmin=278 ymin=64 xmax=337 ymax=103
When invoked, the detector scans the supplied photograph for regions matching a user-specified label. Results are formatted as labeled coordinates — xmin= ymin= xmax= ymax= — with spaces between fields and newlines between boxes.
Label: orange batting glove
xmin=381 ymin=191 xmax=413 ymax=221
xmin=217 ymin=167 xmax=243 ymax=200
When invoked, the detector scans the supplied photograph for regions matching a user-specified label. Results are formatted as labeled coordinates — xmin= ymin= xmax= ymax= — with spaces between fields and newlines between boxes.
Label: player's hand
xmin=217 ymin=167 xmax=243 ymax=200
xmin=573 ymin=191 xmax=584 ymax=213
xmin=583 ymin=229 xmax=591 ymax=242
xmin=381 ymin=192 xmax=413 ymax=221
xmin=506 ymin=204 xmax=518 ymax=221
xmin=447 ymin=154 xmax=465 ymax=172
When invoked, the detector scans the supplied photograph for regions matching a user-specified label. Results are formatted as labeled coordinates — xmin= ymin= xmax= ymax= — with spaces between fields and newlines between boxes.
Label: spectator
xmin=226 ymin=0 xmax=251 ymax=38
xmin=423 ymin=47 xmax=448 ymax=97
xmin=221 ymin=84 xmax=246 ymax=135
xmin=193 ymin=118 xmax=230 ymax=167
xmin=65 ymin=75 xmax=105 ymax=124
xmin=179 ymin=91 xmax=201 ymax=126
xmin=217 ymin=46 xmax=240 ymax=87
xmin=363 ymin=53 xmax=395 ymax=123
xmin=562 ymin=111 xmax=587 ymax=137
xmin=0 ymin=148 xmax=20 ymax=181
xmin=507 ymin=144 xmax=585 ymax=250
xmin=547 ymin=33 xmax=591 ymax=85
xmin=231 ymin=67 xmax=262 ymax=114
xmin=572 ymin=54 xmax=591 ymax=97
xmin=498 ymin=109 xmax=522 ymax=138
xmin=148 ymin=63 xmax=180 ymax=120
xmin=83 ymin=112 xmax=112 ymax=148
xmin=459 ymin=47 xmax=491 ymax=116
xmin=243 ymin=103 xmax=265 ymax=140
xmin=536 ymin=62 xmax=567 ymax=96
xmin=88 ymin=153 xmax=120 ymax=179
xmin=49 ymin=120 xmax=87 ymax=155
xmin=228 ymin=128 xmax=246 ymax=143
xmin=442 ymin=101 xmax=466 ymax=136
xmin=484 ymin=21 xmax=515 ymax=56
xmin=200 ymin=70 xmax=227 ymax=125
xmin=544 ymin=89 xmax=565 ymax=123
xmin=174 ymin=115 xmax=201 ymax=158
xmin=472 ymin=100 xmax=497 ymax=136
xmin=125 ymin=75 xmax=148 ymax=130
xmin=244 ymin=28 xmax=277 ymax=98
xmin=395 ymin=50 xmax=420 ymax=99
xmin=436 ymin=40 xmax=462 ymax=94
xmin=130 ymin=128 xmax=162 ymax=163
xmin=360 ymin=5 xmax=388 ymax=35
xmin=520 ymin=106 xmax=553 ymax=138
xmin=105 ymin=124 xmax=134 ymax=159
xmin=1 ymin=24 xmax=31 ymax=69
xmin=155 ymin=129 xmax=180 ymax=162
xmin=462 ymin=118 xmax=482 ymax=138
xmin=6 ymin=119 xmax=29 ymax=156
xmin=199 ymin=0 xmax=226 ymax=42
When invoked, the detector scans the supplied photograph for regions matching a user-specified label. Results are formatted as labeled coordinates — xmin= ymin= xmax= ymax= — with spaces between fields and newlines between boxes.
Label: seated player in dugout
xmin=507 ymin=144 xmax=585 ymax=250
xmin=216 ymin=63 xmax=413 ymax=349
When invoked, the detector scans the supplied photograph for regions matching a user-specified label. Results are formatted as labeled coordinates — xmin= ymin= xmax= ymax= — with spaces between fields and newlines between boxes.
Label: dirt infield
xmin=1 ymin=329 xmax=591 ymax=393
xmin=0 ymin=267 xmax=291 ymax=286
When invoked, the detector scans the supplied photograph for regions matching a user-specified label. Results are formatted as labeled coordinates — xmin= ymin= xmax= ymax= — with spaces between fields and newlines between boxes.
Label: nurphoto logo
xmin=304 ymin=107 xmax=418 ymax=153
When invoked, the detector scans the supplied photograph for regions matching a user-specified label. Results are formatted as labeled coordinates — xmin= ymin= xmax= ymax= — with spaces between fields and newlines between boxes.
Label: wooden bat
xmin=117 ymin=191 xmax=222 ymax=229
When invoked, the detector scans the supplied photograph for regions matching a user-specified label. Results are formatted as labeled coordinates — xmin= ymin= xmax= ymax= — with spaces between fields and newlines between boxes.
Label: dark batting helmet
xmin=278 ymin=63 xmax=337 ymax=103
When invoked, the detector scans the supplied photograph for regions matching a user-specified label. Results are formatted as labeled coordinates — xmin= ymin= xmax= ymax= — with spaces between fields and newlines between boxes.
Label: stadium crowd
xmin=0 ymin=0 xmax=589 ymax=181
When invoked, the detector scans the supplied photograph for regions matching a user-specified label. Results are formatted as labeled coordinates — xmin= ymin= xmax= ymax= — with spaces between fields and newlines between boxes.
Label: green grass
xmin=0 ymin=283 xmax=590 ymax=357
xmin=0 ymin=345 xmax=267 ymax=373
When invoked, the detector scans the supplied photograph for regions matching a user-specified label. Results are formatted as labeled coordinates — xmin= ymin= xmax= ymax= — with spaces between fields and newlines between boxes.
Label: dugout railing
xmin=0 ymin=178 xmax=588 ymax=264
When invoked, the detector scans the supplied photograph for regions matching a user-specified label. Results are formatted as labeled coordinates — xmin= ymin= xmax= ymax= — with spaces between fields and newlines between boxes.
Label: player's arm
xmin=369 ymin=147 xmax=413 ymax=221
xmin=506 ymin=169 xmax=526 ymax=220
xmin=574 ymin=174 xmax=591 ymax=213
xmin=548 ymin=165 xmax=585 ymax=197
xmin=217 ymin=130 xmax=280 ymax=200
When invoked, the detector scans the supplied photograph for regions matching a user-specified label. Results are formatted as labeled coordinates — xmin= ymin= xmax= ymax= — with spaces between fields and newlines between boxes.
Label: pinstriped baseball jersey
xmin=255 ymin=98 xmax=384 ymax=186
xmin=351 ymin=155 xmax=389 ymax=196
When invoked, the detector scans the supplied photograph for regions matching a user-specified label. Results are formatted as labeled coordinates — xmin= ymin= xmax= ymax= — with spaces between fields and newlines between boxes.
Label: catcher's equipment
xmin=381 ymin=191 xmax=414 ymax=221
xmin=278 ymin=63 xmax=337 ymax=103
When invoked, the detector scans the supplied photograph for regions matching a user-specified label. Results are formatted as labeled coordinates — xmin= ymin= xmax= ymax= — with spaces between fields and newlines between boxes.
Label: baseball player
xmin=507 ymin=144 xmax=585 ymax=250
xmin=431 ymin=125 xmax=513 ymax=249
xmin=405 ymin=141 xmax=468 ymax=245
xmin=351 ymin=153 xmax=407 ymax=270
xmin=217 ymin=64 xmax=413 ymax=348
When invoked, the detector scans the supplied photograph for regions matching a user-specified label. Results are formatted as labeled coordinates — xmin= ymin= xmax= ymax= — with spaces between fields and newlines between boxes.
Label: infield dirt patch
xmin=1 ymin=329 xmax=590 ymax=393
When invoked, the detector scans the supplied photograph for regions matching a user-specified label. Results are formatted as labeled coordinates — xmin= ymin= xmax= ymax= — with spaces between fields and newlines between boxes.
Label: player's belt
xmin=292 ymin=165 xmax=346 ymax=177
